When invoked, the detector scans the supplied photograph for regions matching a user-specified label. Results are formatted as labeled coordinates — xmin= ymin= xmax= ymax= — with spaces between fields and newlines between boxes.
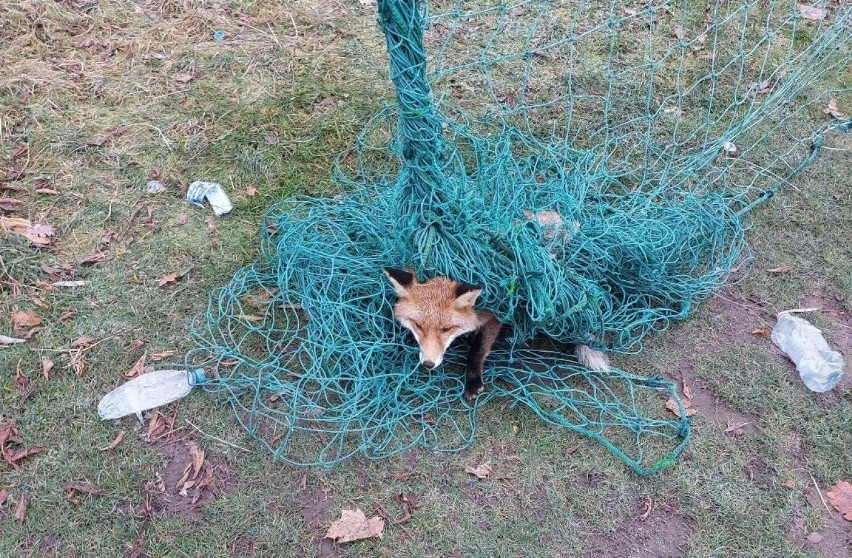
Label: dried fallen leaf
xmin=674 ymin=25 xmax=686 ymax=40
xmin=14 ymin=358 xmax=33 ymax=400
xmin=30 ymin=295 xmax=48 ymax=309
xmin=724 ymin=420 xmax=751 ymax=434
xmin=79 ymin=253 xmax=107 ymax=265
xmin=158 ymin=272 xmax=181 ymax=287
xmin=124 ymin=353 xmax=147 ymax=378
xmin=26 ymin=223 xmax=55 ymax=245
xmin=12 ymin=309 xmax=42 ymax=331
xmin=0 ymin=488 xmax=8 ymax=506
xmin=797 ymin=4 xmax=826 ymax=21
xmin=826 ymin=481 xmax=852 ymax=521
xmin=175 ymin=213 xmax=188 ymax=225
xmin=665 ymin=397 xmax=698 ymax=418
xmin=175 ymin=462 xmax=194 ymax=492
xmin=70 ymin=335 xmax=95 ymax=348
xmin=681 ymin=379 xmax=693 ymax=401
xmin=767 ymin=265 xmax=792 ymax=274
xmin=4 ymin=446 xmax=44 ymax=466
xmin=464 ymin=463 xmax=493 ymax=479
xmin=639 ymin=499 xmax=653 ymax=520
xmin=751 ymin=327 xmax=771 ymax=338
xmin=174 ymin=73 xmax=193 ymax=83
xmin=205 ymin=216 xmax=216 ymax=232
xmin=246 ymin=186 xmax=257 ymax=197
xmin=41 ymin=359 xmax=54 ymax=381
xmin=187 ymin=441 xmax=205 ymax=478
xmin=324 ymin=509 xmax=385 ymax=543
xmin=823 ymin=98 xmax=845 ymax=119
xmin=0 ymin=198 xmax=23 ymax=211
xmin=100 ymin=430 xmax=125 ymax=451
xmin=780 ymin=479 xmax=796 ymax=489
xmin=14 ymin=492 xmax=27 ymax=522
xmin=150 ymin=351 xmax=175 ymax=362
xmin=64 ymin=481 xmax=106 ymax=496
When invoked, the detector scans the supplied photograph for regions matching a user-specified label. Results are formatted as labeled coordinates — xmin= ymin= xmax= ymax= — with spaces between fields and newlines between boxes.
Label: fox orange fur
xmin=383 ymin=268 xmax=609 ymax=400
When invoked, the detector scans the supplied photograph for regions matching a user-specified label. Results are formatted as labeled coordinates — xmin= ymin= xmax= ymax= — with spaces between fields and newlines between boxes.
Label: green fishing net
xmin=185 ymin=0 xmax=851 ymax=475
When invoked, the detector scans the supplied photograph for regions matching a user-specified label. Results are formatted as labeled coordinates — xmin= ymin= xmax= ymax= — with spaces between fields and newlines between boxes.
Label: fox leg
xmin=465 ymin=313 xmax=502 ymax=400
xmin=574 ymin=344 xmax=610 ymax=371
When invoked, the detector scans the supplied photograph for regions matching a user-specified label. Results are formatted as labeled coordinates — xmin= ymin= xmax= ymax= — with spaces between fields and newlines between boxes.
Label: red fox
xmin=383 ymin=268 xmax=610 ymax=400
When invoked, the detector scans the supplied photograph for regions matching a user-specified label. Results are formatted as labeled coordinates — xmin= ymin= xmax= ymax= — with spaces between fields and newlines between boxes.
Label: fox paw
xmin=464 ymin=378 xmax=484 ymax=401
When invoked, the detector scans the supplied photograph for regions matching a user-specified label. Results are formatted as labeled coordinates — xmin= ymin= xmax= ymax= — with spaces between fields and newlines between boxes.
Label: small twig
xmin=184 ymin=419 xmax=251 ymax=452
xmin=808 ymin=472 xmax=832 ymax=513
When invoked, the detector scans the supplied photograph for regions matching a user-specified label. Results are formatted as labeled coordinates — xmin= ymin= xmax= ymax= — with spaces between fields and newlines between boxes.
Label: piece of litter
xmin=186 ymin=181 xmax=233 ymax=216
xmin=213 ymin=30 xmax=226 ymax=42
xmin=51 ymin=281 xmax=91 ymax=288
xmin=722 ymin=141 xmax=737 ymax=156
xmin=146 ymin=180 xmax=166 ymax=194
xmin=1 ymin=335 xmax=27 ymax=345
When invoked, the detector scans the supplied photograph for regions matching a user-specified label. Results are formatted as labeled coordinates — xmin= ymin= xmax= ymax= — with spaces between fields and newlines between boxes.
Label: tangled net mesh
xmin=186 ymin=0 xmax=851 ymax=475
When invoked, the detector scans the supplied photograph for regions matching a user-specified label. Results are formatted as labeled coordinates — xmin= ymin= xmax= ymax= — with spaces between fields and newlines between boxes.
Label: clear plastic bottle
xmin=771 ymin=313 xmax=844 ymax=393
xmin=98 ymin=369 xmax=207 ymax=420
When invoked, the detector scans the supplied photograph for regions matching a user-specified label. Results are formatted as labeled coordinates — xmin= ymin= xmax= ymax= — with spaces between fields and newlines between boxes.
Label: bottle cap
xmin=189 ymin=369 xmax=208 ymax=386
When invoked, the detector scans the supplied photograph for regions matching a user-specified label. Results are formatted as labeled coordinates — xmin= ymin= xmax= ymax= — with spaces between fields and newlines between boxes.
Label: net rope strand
xmin=184 ymin=0 xmax=851 ymax=475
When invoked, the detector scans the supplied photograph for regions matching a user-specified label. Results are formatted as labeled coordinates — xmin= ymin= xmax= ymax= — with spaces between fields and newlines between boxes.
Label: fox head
xmin=383 ymin=267 xmax=483 ymax=369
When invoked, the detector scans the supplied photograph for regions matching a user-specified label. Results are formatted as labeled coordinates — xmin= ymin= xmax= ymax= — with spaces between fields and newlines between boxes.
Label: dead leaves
xmin=797 ymin=4 xmax=826 ymax=21
xmin=0 ymin=216 xmax=55 ymax=246
xmin=64 ymin=481 xmax=106 ymax=505
xmin=158 ymin=272 xmax=181 ymax=287
xmin=14 ymin=358 xmax=35 ymax=401
xmin=171 ymin=441 xmax=208 ymax=499
xmin=246 ymin=186 xmax=257 ymax=197
xmin=751 ymin=327 xmax=771 ymax=338
xmin=824 ymin=98 xmax=845 ymax=120
xmin=124 ymin=353 xmax=148 ymax=378
xmin=41 ymin=358 xmax=53 ymax=381
xmin=666 ymin=397 xmax=698 ymax=418
xmin=767 ymin=265 xmax=792 ymax=274
xmin=0 ymin=198 xmax=23 ymax=211
xmin=0 ymin=422 xmax=43 ymax=469
xmin=464 ymin=463 xmax=493 ymax=479
xmin=826 ymin=481 xmax=852 ymax=521
xmin=15 ymin=492 xmax=27 ymax=522
xmin=12 ymin=309 xmax=42 ymax=333
xmin=324 ymin=509 xmax=385 ymax=544
xmin=100 ymin=430 xmax=125 ymax=451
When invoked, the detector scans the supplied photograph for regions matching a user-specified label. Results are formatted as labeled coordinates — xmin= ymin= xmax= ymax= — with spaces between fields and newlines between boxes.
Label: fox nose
xmin=422 ymin=360 xmax=436 ymax=370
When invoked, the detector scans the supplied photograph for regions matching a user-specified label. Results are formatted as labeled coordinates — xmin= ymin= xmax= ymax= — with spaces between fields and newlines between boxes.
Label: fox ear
xmin=454 ymin=283 xmax=482 ymax=309
xmin=383 ymin=267 xmax=415 ymax=297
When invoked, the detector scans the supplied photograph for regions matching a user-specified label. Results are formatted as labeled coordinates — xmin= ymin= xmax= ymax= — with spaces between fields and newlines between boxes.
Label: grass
xmin=1 ymin=1 xmax=851 ymax=557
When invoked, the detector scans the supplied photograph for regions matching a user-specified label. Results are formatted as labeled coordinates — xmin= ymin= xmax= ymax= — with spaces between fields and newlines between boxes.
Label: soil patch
xmin=231 ymin=536 xmax=258 ymax=558
xmin=785 ymin=431 xmax=851 ymax=558
xmin=678 ymin=363 xmax=759 ymax=437
xmin=583 ymin=504 xmax=693 ymax=558
xmin=145 ymin=439 xmax=234 ymax=518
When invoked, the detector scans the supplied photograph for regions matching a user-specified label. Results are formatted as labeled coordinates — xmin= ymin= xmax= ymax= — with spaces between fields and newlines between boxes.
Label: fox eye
xmin=440 ymin=326 xmax=456 ymax=334
xmin=409 ymin=321 xmax=422 ymax=331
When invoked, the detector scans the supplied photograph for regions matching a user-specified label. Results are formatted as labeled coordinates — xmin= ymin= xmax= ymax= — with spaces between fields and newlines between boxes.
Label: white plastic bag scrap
xmin=186 ymin=181 xmax=233 ymax=216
